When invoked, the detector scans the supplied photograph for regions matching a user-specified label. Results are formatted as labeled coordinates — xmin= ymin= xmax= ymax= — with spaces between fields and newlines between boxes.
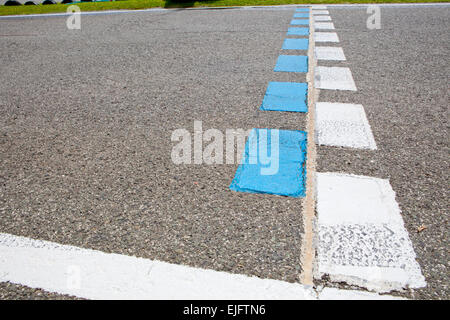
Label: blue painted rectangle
xmin=296 ymin=8 xmax=309 ymax=12
xmin=274 ymin=55 xmax=308 ymax=73
xmin=230 ymin=129 xmax=307 ymax=198
xmin=287 ymin=27 xmax=309 ymax=36
xmin=260 ymin=82 xmax=308 ymax=112
xmin=293 ymin=13 xmax=309 ymax=18
xmin=291 ymin=19 xmax=309 ymax=26
xmin=282 ymin=38 xmax=309 ymax=50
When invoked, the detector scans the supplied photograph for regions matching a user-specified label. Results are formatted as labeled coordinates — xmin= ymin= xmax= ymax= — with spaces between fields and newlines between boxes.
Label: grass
xmin=0 ymin=0 xmax=447 ymax=16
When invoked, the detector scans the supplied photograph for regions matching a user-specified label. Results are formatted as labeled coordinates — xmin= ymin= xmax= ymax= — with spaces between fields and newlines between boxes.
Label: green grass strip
xmin=0 ymin=0 xmax=447 ymax=16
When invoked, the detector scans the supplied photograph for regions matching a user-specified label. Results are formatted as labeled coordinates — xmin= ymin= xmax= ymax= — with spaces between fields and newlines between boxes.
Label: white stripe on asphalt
xmin=315 ymin=66 xmax=357 ymax=91
xmin=315 ymin=173 xmax=426 ymax=293
xmin=0 ymin=233 xmax=315 ymax=300
xmin=311 ymin=5 xmax=328 ymax=10
xmin=311 ymin=10 xmax=329 ymax=15
xmin=314 ymin=22 xmax=335 ymax=30
xmin=318 ymin=288 xmax=405 ymax=300
xmin=314 ymin=15 xmax=332 ymax=21
xmin=314 ymin=46 xmax=346 ymax=61
xmin=315 ymin=102 xmax=377 ymax=150
xmin=0 ymin=232 xmax=405 ymax=299
xmin=314 ymin=32 xmax=340 ymax=43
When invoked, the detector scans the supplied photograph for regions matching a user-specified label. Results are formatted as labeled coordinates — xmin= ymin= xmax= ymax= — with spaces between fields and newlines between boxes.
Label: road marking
xmin=314 ymin=15 xmax=332 ymax=22
xmin=0 ymin=232 xmax=405 ymax=299
xmin=318 ymin=288 xmax=405 ymax=300
xmin=282 ymin=38 xmax=309 ymax=50
xmin=295 ymin=8 xmax=310 ymax=12
xmin=315 ymin=66 xmax=357 ymax=91
xmin=0 ymin=232 xmax=316 ymax=300
xmin=311 ymin=5 xmax=327 ymax=10
xmin=294 ymin=13 xmax=309 ymax=18
xmin=275 ymin=55 xmax=308 ymax=73
xmin=315 ymin=173 xmax=426 ymax=293
xmin=260 ymin=82 xmax=308 ymax=112
xmin=315 ymin=102 xmax=376 ymax=150
xmin=230 ymin=129 xmax=307 ymax=198
xmin=311 ymin=10 xmax=329 ymax=15
xmin=314 ymin=32 xmax=339 ymax=42
xmin=314 ymin=22 xmax=335 ymax=30
xmin=287 ymin=27 xmax=309 ymax=36
xmin=314 ymin=46 xmax=346 ymax=61
xmin=291 ymin=19 xmax=310 ymax=26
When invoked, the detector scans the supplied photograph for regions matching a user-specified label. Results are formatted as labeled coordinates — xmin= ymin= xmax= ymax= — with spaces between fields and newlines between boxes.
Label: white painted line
xmin=311 ymin=5 xmax=327 ymax=10
xmin=314 ymin=15 xmax=332 ymax=22
xmin=0 ymin=233 xmax=316 ymax=300
xmin=315 ymin=66 xmax=357 ymax=91
xmin=314 ymin=46 xmax=346 ymax=61
xmin=315 ymin=173 xmax=427 ymax=293
xmin=314 ymin=32 xmax=340 ymax=43
xmin=314 ymin=22 xmax=335 ymax=30
xmin=311 ymin=10 xmax=329 ymax=15
xmin=318 ymin=288 xmax=405 ymax=300
xmin=315 ymin=102 xmax=376 ymax=150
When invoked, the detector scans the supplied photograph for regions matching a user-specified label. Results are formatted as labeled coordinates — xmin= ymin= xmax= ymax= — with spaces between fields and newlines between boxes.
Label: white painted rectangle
xmin=315 ymin=172 xmax=426 ymax=293
xmin=314 ymin=22 xmax=335 ymax=30
xmin=314 ymin=32 xmax=339 ymax=43
xmin=315 ymin=102 xmax=376 ymax=149
xmin=314 ymin=15 xmax=332 ymax=21
xmin=314 ymin=46 xmax=346 ymax=61
xmin=312 ymin=10 xmax=329 ymax=15
xmin=312 ymin=5 xmax=327 ymax=10
xmin=315 ymin=66 xmax=357 ymax=91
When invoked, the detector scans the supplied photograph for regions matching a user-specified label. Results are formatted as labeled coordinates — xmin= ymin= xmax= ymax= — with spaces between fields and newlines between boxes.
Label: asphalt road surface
xmin=0 ymin=4 xmax=448 ymax=299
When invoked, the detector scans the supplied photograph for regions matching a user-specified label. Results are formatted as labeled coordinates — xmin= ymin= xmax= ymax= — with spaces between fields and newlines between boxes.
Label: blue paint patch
xmin=291 ymin=19 xmax=309 ymax=26
xmin=293 ymin=13 xmax=309 ymax=18
xmin=287 ymin=27 xmax=309 ymax=36
xmin=229 ymin=129 xmax=307 ymax=198
xmin=260 ymin=82 xmax=308 ymax=113
xmin=295 ymin=8 xmax=310 ymax=12
xmin=274 ymin=55 xmax=308 ymax=73
xmin=282 ymin=38 xmax=309 ymax=50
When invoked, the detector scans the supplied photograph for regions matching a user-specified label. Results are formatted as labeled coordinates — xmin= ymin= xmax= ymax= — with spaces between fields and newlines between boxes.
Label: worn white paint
xmin=315 ymin=102 xmax=376 ymax=149
xmin=315 ymin=173 xmax=427 ymax=293
xmin=311 ymin=5 xmax=327 ymax=10
xmin=0 ymin=232 xmax=407 ymax=299
xmin=312 ymin=10 xmax=329 ymax=15
xmin=314 ymin=15 xmax=332 ymax=22
xmin=314 ymin=22 xmax=335 ymax=30
xmin=314 ymin=32 xmax=340 ymax=43
xmin=319 ymin=288 xmax=405 ymax=300
xmin=314 ymin=46 xmax=346 ymax=61
xmin=315 ymin=66 xmax=357 ymax=91
xmin=0 ymin=233 xmax=315 ymax=300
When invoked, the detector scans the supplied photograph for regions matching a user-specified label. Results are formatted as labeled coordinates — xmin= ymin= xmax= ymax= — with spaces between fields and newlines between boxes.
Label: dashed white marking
xmin=314 ymin=46 xmax=346 ymax=61
xmin=0 ymin=233 xmax=315 ymax=300
xmin=315 ymin=173 xmax=427 ymax=293
xmin=311 ymin=10 xmax=329 ymax=15
xmin=315 ymin=102 xmax=376 ymax=150
xmin=314 ymin=22 xmax=335 ymax=30
xmin=315 ymin=66 xmax=357 ymax=91
xmin=311 ymin=5 xmax=327 ymax=10
xmin=314 ymin=15 xmax=332 ymax=22
xmin=314 ymin=32 xmax=340 ymax=43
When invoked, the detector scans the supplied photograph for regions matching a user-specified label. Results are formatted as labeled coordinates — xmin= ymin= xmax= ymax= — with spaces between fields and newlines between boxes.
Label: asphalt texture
xmin=0 ymin=8 xmax=308 ymax=299
xmin=315 ymin=6 xmax=449 ymax=300
xmin=0 ymin=5 xmax=448 ymax=300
